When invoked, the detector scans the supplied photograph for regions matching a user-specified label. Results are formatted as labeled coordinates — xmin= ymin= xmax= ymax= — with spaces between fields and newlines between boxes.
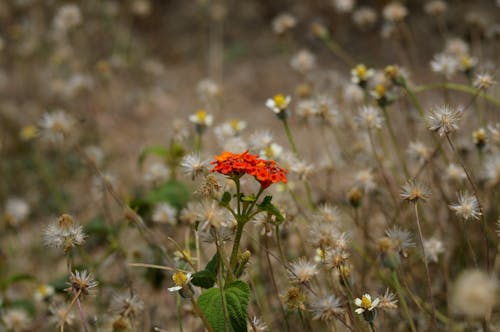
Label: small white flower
xmin=168 ymin=271 xmax=192 ymax=292
xmin=351 ymin=64 xmax=374 ymax=85
xmin=189 ymin=109 xmax=213 ymax=127
xmin=266 ymin=94 xmax=291 ymax=114
xmin=260 ymin=142 xmax=284 ymax=160
xmin=354 ymin=294 xmax=380 ymax=314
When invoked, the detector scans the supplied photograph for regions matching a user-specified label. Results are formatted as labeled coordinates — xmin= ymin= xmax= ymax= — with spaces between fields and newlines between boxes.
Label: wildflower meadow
xmin=0 ymin=1 xmax=499 ymax=331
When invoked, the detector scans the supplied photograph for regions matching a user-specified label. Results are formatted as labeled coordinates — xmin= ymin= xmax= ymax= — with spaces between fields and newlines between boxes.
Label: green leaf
xmin=241 ymin=195 xmax=256 ymax=202
xmin=84 ymin=216 xmax=111 ymax=236
xmin=205 ymin=253 xmax=220 ymax=275
xmin=146 ymin=180 xmax=190 ymax=210
xmin=219 ymin=191 xmax=231 ymax=207
xmin=9 ymin=299 xmax=35 ymax=317
xmin=191 ymin=270 xmax=216 ymax=289
xmin=257 ymin=196 xmax=284 ymax=223
xmin=0 ymin=274 xmax=34 ymax=290
xmin=138 ymin=145 xmax=169 ymax=166
xmin=198 ymin=280 xmax=250 ymax=332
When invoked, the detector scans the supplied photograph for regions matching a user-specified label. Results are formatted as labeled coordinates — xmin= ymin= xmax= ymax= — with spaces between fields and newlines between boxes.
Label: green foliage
xmin=138 ymin=145 xmax=169 ymax=166
xmin=257 ymin=196 xmax=284 ymax=223
xmin=219 ymin=191 xmax=231 ymax=207
xmin=191 ymin=270 xmax=216 ymax=289
xmin=191 ymin=254 xmax=219 ymax=289
xmin=198 ymin=280 xmax=250 ymax=332
xmin=0 ymin=274 xmax=34 ymax=291
xmin=146 ymin=180 xmax=190 ymax=210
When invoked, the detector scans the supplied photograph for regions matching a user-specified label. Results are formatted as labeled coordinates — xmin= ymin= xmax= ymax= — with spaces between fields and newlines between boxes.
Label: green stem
xmin=177 ymin=294 xmax=183 ymax=332
xmin=413 ymin=203 xmax=438 ymax=330
xmin=403 ymin=84 xmax=449 ymax=163
xmin=282 ymin=118 xmax=298 ymax=156
xmin=369 ymin=321 xmax=377 ymax=332
xmin=322 ymin=36 xmax=356 ymax=67
xmin=391 ymin=271 xmax=417 ymax=332
xmin=275 ymin=224 xmax=287 ymax=267
xmin=380 ymin=106 xmax=410 ymax=177
xmin=414 ymin=82 xmax=500 ymax=107
xmin=229 ymin=221 xmax=245 ymax=273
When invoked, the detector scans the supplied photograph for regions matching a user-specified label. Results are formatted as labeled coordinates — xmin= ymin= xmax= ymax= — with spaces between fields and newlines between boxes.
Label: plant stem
xmin=445 ymin=133 xmax=490 ymax=272
xmin=177 ymin=294 xmax=183 ymax=332
xmin=369 ymin=321 xmax=377 ymax=332
xmin=414 ymin=82 xmax=500 ymax=107
xmin=380 ymin=106 xmax=410 ymax=177
xmin=391 ymin=271 xmax=417 ymax=332
xmin=413 ymin=202 xmax=438 ymax=330
xmin=282 ymin=118 xmax=298 ymax=156
xmin=188 ymin=292 xmax=215 ymax=332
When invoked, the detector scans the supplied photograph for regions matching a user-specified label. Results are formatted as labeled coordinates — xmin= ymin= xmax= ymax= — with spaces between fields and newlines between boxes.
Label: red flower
xmin=211 ymin=151 xmax=287 ymax=188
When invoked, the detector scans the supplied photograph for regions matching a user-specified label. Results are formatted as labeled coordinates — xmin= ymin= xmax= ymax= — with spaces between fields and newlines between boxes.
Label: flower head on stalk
xmin=354 ymin=293 xmax=380 ymax=322
xmin=167 ymin=271 xmax=192 ymax=293
xmin=266 ymin=94 xmax=291 ymax=119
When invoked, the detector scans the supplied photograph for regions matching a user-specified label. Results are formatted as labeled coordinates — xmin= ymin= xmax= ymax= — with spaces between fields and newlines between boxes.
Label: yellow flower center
xmin=375 ymin=84 xmax=386 ymax=96
xmin=273 ymin=94 xmax=286 ymax=108
xmin=361 ymin=295 xmax=372 ymax=309
xmin=172 ymin=271 xmax=188 ymax=287
xmin=20 ymin=125 xmax=37 ymax=141
xmin=356 ymin=65 xmax=367 ymax=79
xmin=196 ymin=110 xmax=207 ymax=121
xmin=461 ymin=56 xmax=472 ymax=69
xmin=230 ymin=119 xmax=240 ymax=130
xmin=37 ymin=285 xmax=49 ymax=296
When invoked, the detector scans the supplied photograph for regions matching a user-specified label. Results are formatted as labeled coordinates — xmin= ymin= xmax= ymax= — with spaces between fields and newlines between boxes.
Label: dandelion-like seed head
xmin=378 ymin=289 xmax=398 ymax=310
xmin=383 ymin=2 xmax=408 ymax=22
xmin=400 ymin=180 xmax=430 ymax=203
xmin=282 ymin=286 xmax=306 ymax=311
xmin=181 ymin=153 xmax=209 ymax=180
xmin=424 ymin=0 xmax=448 ymax=16
xmin=272 ymin=13 xmax=297 ymax=35
xmin=430 ymin=53 xmax=458 ymax=79
xmin=450 ymin=269 xmax=497 ymax=320
xmin=474 ymin=73 xmax=496 ymax=90
xmin=357 ymin=105 xmax=384 ymax=130
xmin=311 ymin=295 xmax=344 ymax=321
xmin=352 ymin=7 xmax=378 ymax=29
xmin=38 ymin=110 xmax=76 ymax=145
xmin=449 ymin=192 xmax=481 ymax=221
xmin=43 ymin=214 xmax=86 ymax=253
xmin=66 ymin=270 xmax=98 ymax=296
xmin=424 ymin=237 xmax=445 ymax=263
xmin=288 ymin=258 xmax=318 ymax=284
xmin=290 ymin=49 xmax=316 ymax=74
xmin=428 ymin=104 xmax=462 ymax=137
xmin=112 ymin=293 xmax=144 ymax=318
xmin=385 ymin=227 xmax=415 ymax=251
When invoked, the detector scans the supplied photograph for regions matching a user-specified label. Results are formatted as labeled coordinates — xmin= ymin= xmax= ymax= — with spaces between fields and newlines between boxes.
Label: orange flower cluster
xmin=211 ymin=151 xmax=287 ymax=188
